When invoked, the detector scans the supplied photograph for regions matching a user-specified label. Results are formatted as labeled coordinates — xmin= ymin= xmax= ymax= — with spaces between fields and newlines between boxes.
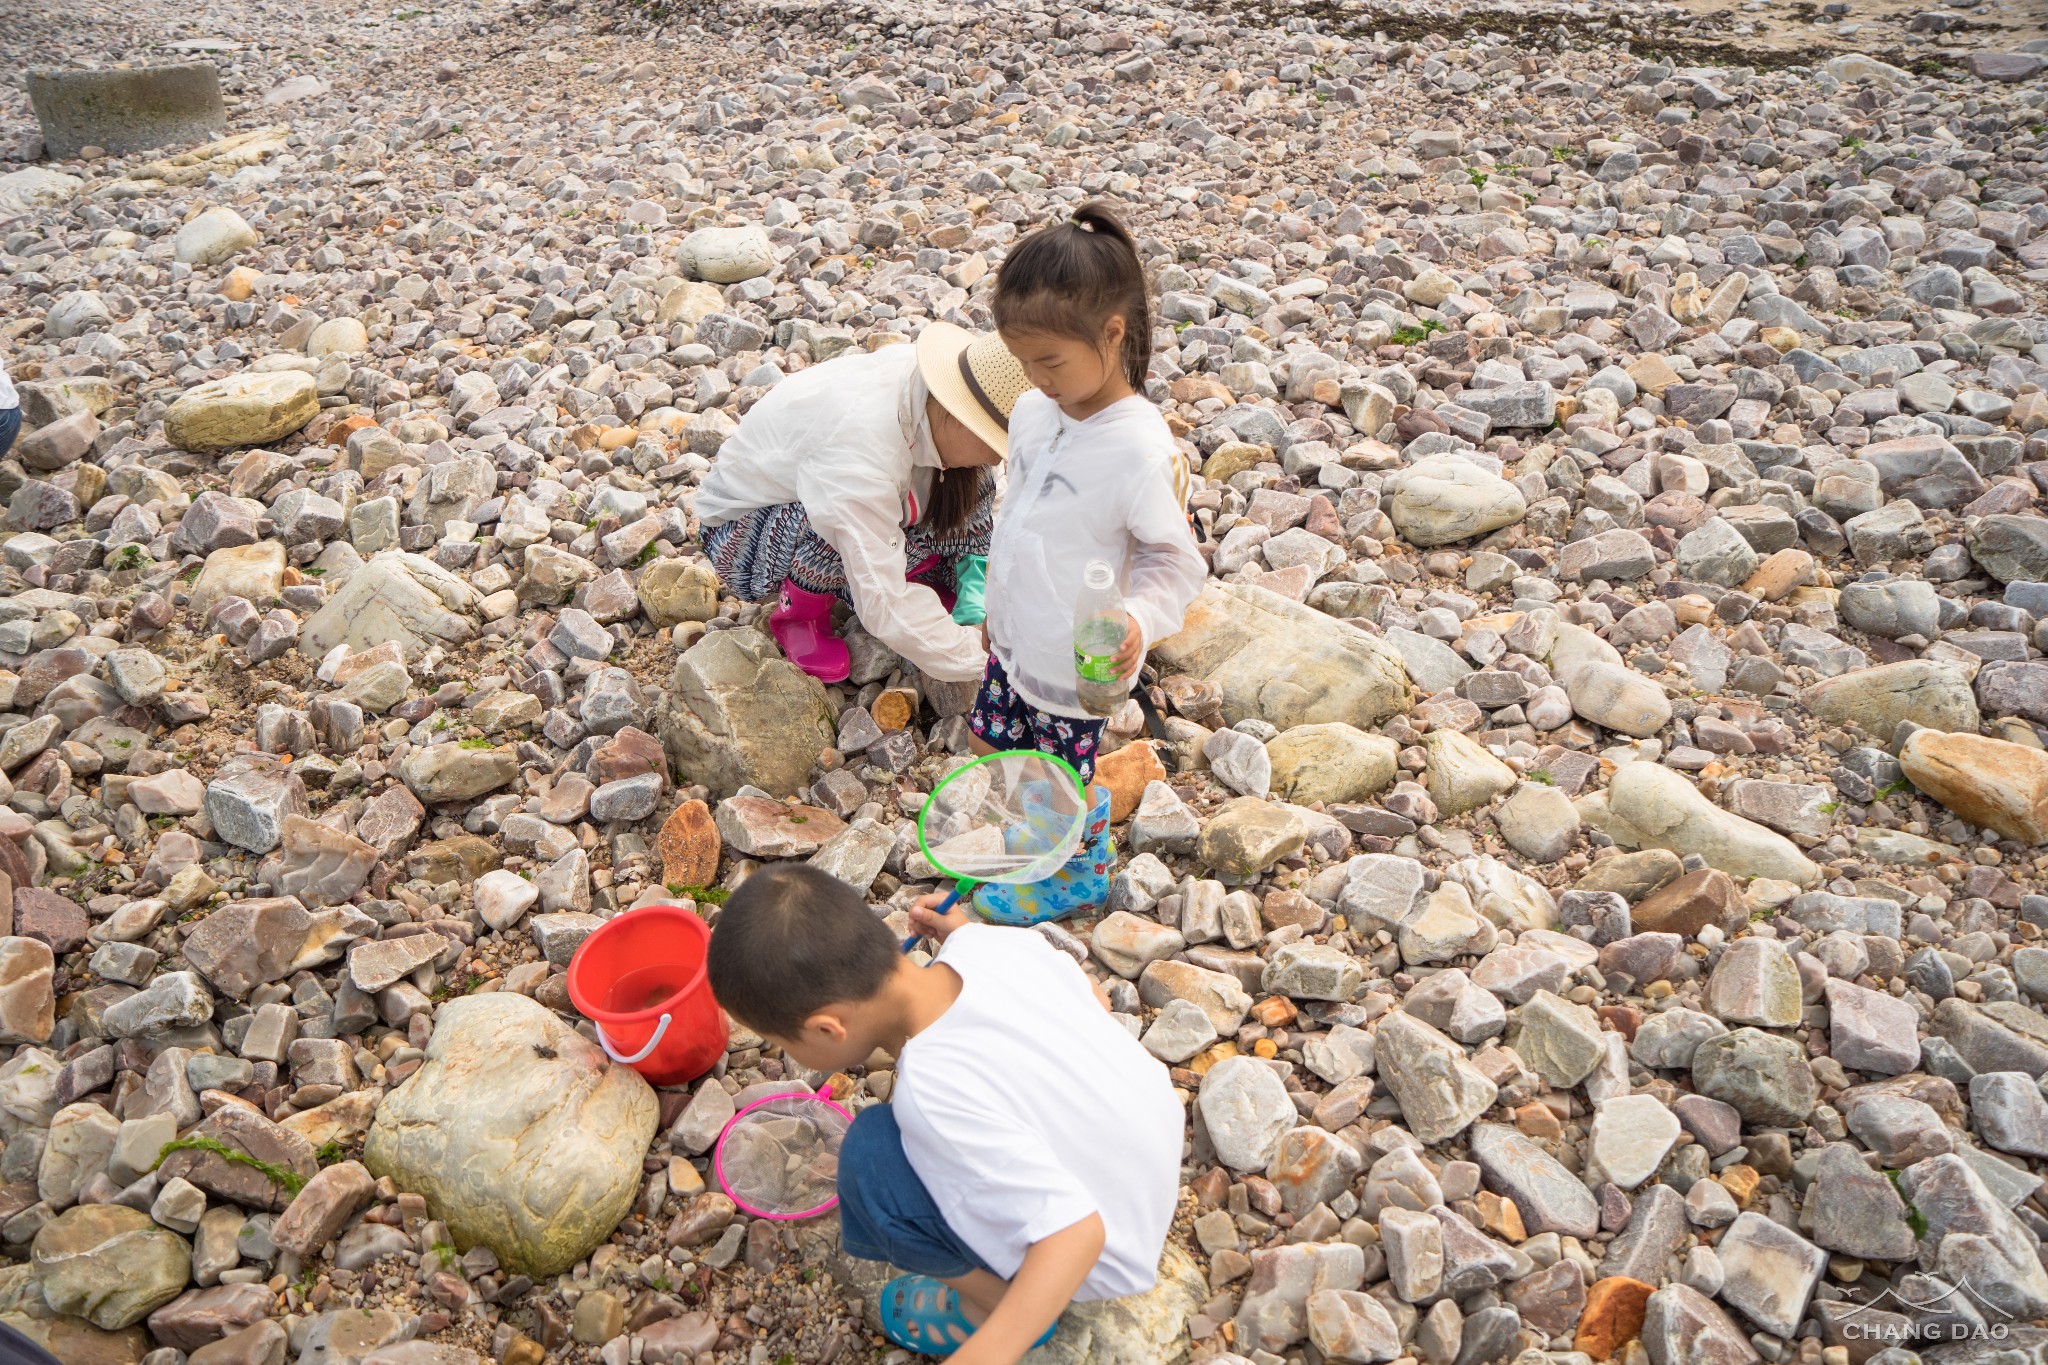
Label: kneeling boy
xmin=706 ymin=864 xmax=1184 ymax=1363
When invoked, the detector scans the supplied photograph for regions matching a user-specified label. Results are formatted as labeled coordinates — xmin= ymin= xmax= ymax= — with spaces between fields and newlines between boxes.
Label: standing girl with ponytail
xmin=964 ymin=202 xmax=1206 ymax=926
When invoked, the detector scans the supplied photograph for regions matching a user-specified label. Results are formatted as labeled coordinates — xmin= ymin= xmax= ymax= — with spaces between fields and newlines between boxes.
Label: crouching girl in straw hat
xmin=693 ymin=325 xmax=1032 ymax=685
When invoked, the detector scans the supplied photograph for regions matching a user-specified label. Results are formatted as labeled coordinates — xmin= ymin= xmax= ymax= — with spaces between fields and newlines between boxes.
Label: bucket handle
xmin=596 ymin=1014 xmax=671 ymax=1066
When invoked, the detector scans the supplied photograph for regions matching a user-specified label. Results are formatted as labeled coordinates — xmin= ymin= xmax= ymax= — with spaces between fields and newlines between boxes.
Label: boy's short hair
xmin=706 ymin=864 xmax=900 ymax=1037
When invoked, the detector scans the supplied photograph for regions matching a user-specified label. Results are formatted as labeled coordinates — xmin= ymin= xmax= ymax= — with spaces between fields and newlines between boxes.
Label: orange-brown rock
xmin=1741 ymin=548 xmax=1816 ymax=601
xmin=1250 ymin=996 xmax=1297 ymax=1028
xmin=1899 ymin=729 xmax=2048 ymax=845
xmin=1095 ymin=740 xmax=1166 ymax=823
xmin=1574 ymin=1276 xmax=1655 ymax=1361
xmin=658 ymin=800 xmax=720 ymax=890
xmin=1718 ymin=1164 xmax=1760 ymax=1208
xmin=1474 ymin=1189 xmax=1526 ymax=1241
xmin=1170 ymin=375 xmax=1232 ymax=405
xmin=1631 ymin=868 xmax=1743 ymax=937
xmin=1513 ymin=1101 xmax=1563 ymax=1141
xmin=873 ymin=687 xmax=918 ymax=733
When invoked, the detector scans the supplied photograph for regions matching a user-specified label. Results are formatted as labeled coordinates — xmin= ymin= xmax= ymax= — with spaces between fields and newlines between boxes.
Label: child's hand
xmin=979 ymin=622 xmax=991 ymax=654
xmin=910 ymin=891 xmax=974 ymax=943
xmin=1111 ymin=611 xmax=1144 ymax=681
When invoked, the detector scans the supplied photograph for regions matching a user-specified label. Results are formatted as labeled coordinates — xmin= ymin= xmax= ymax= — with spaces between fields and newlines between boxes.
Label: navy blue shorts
xmin=0 ymin=407 xmax=19 ymax=461
xmin=968 ymin=654 xmax=1106 ymax=783
xmin=836 ymin=1104 xmax=994 ymax=1279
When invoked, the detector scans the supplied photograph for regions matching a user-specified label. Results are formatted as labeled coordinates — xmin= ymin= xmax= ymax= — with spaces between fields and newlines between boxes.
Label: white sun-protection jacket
xmin=0 ymin=359 xmax=16 ymax=411
xmin=691 ymin=344 xmax=988 ymax=681
xmin=985 ymin=390 xmax=1205 ymax=719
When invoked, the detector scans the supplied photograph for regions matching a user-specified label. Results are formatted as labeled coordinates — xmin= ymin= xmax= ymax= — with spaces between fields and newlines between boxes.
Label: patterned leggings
xmin=701 ymin=483 xmax=995 ymax=607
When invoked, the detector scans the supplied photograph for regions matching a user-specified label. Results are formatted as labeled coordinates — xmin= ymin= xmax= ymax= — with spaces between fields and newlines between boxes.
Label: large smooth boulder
xmin=1383 ymin=456 xmax=1526 ymax=546
xmin=32 ymin=1204 xmax=191 ymax=1330
xmin=0 ymin=168 xmax=85 ymax=219
xmin=1265 ymin=724 xmax=1398 ymax=804
xmin=26 ymin=63 xmax=225 ymax=159
xmin=173 ymin=207 xmax=260 ymax=267
xmin=675 ymin=224 xmax=775 ymax=283
xmin=657 ymin=628 xmax=837 ymax=799
xmin=299 ymin=551 xmax=482 ymax=662
xmin=364 ymin=994 xmax=656 ymax=1278
xmin=306 ymin=317 xmax=369 ymax=357
xmin=1578 ymin=762 xmax=1818 ymax=887
xmin=1804 ymin=660 xmax=1980 ymax=739
xmin=163 ymin=370 xmax=319 ymax=451
xmin=1152 ymin=582 xmax=1413 ymax=731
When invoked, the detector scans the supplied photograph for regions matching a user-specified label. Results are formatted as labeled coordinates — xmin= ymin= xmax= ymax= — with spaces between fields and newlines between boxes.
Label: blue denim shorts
xmin=0 ymin=407 xmax=19 ymax=461
xmin=836 ymin=1104 xmax=993 ymax=1279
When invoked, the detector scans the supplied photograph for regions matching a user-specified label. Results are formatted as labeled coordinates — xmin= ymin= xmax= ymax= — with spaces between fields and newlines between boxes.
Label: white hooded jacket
xmin=985 ymin=390 xmax=1206 ymax=719
xmin=690 ymin=345 xmax=987 ymax=681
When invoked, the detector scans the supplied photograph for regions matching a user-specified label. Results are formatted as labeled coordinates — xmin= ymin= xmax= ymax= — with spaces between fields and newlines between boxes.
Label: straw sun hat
xmin=916 ymin=321 xmax=1032 ymax=458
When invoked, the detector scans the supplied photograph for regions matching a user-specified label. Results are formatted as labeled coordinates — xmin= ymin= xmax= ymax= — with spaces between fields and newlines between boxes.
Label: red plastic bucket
xmin=566 ymin=905 xmax=728 ymax=1087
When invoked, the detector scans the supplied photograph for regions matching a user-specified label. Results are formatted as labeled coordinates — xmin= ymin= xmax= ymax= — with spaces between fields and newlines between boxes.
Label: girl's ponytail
xmin=993 ymin=201 xmax=1152 ymax=391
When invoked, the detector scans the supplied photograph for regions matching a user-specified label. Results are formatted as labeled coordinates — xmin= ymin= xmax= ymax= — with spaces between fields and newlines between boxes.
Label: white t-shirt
xmin=984 ymin=391 xmax=1205 ymax=719
xmin=892 ymin=923 xmax=1185 ymax=1300
xmin=0 ymin=359 xmax=16 ymax=412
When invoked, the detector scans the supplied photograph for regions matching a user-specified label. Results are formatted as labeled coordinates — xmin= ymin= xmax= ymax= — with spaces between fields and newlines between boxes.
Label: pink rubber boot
xmin=769 ymin=581 xmax=851 ymax=683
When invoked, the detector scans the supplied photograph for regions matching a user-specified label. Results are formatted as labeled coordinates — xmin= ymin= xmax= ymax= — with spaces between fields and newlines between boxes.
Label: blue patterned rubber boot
xmin=973 ymin=784 xmax=1114 ymax=926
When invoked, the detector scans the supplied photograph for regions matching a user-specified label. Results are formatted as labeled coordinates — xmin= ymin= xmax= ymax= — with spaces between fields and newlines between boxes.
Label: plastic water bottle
xmin=1073 ymin=559 xmax=1130 ymax=718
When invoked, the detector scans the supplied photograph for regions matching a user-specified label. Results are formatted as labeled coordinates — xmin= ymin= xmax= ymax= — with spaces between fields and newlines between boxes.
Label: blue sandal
xmin=877 ymin=1275 xmax=1058 ymax=1357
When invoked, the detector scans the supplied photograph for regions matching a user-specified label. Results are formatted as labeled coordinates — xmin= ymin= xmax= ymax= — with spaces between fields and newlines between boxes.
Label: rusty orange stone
xmin=1251 ymin=996 xmax=1298 ymax=1029
xmin=872 ymin=687 xmax=917 ymax=733
xmin=1513 ymin=1101 xmax=1563 ymax=1141
xmin=1474 ymin=1190 xmax=1526 ymax=1242
xmin=1596 ymin=1004 xmax=1642 ymax=1041
xmin=658 ymin=799 xmax=720 ymax=891
xmin=1719 ymin=1164 xmax=1760 ymax=1208
xmin=1095 ymin=741 xmax=1166 ymax=823
xmin=1742 ymin=547 xmax=1817 ymax=602
xmin=1574 ymin=1276 xmax=1655 ymax=1361
xmin=1170 ymin=375 xmax=1233 ymax=405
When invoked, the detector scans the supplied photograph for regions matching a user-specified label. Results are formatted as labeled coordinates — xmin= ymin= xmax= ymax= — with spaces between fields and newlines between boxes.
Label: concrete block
xmin=27 ymin=63 xmax=225 ymax=160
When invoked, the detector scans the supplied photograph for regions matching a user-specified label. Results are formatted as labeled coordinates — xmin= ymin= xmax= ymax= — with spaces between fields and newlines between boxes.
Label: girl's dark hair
xmin=924 ymin=464 xmax=990 ymax=539
xmin=992 ymin=201 xmax=1151 ymax=391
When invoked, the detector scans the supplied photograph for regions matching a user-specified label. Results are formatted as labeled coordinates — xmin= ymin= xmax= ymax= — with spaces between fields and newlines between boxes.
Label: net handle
xmin=902 ymin=880 xmax=972 ymax=954
xmin=711 ymin=1085 xmax=856 ymax=1221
